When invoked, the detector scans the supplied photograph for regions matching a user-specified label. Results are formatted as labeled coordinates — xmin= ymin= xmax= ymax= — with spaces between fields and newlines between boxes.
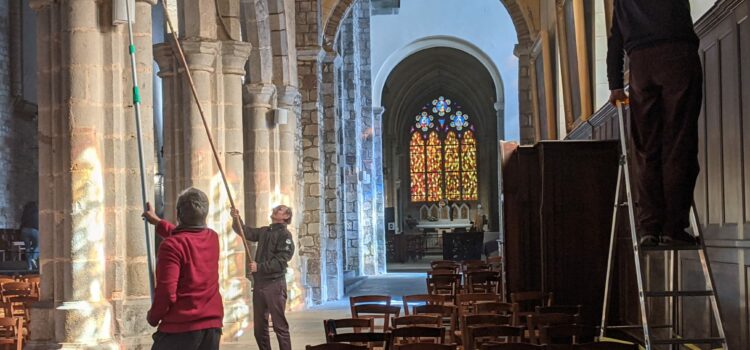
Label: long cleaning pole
xmin=124 ymin=0 xmax=156 ymax=299
xmin=159 ymin=0 xmax=254 ymax=273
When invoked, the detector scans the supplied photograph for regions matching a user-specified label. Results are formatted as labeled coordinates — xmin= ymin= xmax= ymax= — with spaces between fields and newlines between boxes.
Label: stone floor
xmin=245 ymin=272 xmax=427 ymax=349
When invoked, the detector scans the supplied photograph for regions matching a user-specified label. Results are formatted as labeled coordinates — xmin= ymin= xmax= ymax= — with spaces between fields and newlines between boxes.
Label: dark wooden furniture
xmin=442 ymin=231 xmax=484 ymax=261
xmin=503 ymin=141 xmax=618 ymax=326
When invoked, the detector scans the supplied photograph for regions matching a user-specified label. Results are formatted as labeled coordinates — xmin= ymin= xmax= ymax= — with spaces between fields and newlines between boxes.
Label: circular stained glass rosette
xmin=450 ymin=111 xmax=469 ymax=131
xmin=432 ymin=96 xmax=453 ymax=116
xmin=416 ymin=112 xmax=435 ymax=131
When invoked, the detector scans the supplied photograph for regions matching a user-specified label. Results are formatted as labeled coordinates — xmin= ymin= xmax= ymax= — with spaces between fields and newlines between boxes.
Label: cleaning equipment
xmin=124 ymin=0 xmax=155 ymax=299
xmin=599 ymin=101 xmax=727 ymax=349
xmin=159 ymin=0 xmax=254 ymax=278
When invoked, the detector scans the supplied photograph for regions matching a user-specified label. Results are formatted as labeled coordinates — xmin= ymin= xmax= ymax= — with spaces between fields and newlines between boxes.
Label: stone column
xmin=322 ymin=51 xmax=344 ymax=300
xmin=119 ymin=1 xmax=157 ymax=348
xmin=297 ymin=47 xmax=326 ymax=303
xmin=219 ymin=41 xmax=253 ymax=346
xmin=515 ymin=43 xmax=536 ymax=145
xmin=372 ymin=106 xmax=387 ymax=274
xmin=28 ymin=0 xmax=118 ymax=348
xmin=277 ymin=85 xmax=306 ymax=310
xmin=243 ymin=83 xmax=275 ymax=229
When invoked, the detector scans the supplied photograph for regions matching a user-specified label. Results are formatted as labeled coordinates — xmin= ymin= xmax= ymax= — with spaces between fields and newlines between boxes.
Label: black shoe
xmin=660 ymin=231 xmax=699 ymax=246
xmin=639 ymin=234 xmax=660 ymax=247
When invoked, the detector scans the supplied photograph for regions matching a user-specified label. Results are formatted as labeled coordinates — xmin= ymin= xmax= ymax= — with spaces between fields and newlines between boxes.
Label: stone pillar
xmin=322 ymin=51 xmax=344 ymax=300
xmin=516 ymin=43 xmax=536 ymax=145
xmin=219 ymin=41 xmax=253 ymax=346
xmin=277 ymin=85 xmax=306 ymax=310
xmin=154 ymin=28 xmax=253 ymax=346
xmin=243 ymin=83 xmax=275 ymax=229
xmin=28 ymin=0 xmax=132 ymax=348
xmin=372 ymin=106 xmax=387 ymax=274
xmin=297 ymin=47 xmax=326 ymax=303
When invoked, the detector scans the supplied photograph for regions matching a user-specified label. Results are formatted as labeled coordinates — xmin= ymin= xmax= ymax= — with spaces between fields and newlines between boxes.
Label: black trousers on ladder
xmin=628 ymin=41 xmax=703 ymax=237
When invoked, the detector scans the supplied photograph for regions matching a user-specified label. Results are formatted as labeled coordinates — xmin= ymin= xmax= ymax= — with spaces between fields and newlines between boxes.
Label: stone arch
xmin=323 ymin=0 xmax=534 ymax=52
xmin=372 ymin=35 xmax=504 ymax=109
xmin=241 ymin=0 xmax=274 ymax=84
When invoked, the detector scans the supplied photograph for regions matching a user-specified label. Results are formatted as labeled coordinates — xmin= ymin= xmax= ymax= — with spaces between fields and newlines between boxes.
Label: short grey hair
xmin=176 ymin=187 xmax=209 ymax=227
xmin=274 ymin=205 xmax=293 ymax=225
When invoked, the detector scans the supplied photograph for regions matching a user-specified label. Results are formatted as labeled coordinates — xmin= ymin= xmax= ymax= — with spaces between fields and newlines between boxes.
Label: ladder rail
xmin=690 ymin=206 xmax=729 ymax=349
xmin=615 ymin=101 xmax=653 ymax=349
xmin=600 ymin=166 xmax=624 ymax=339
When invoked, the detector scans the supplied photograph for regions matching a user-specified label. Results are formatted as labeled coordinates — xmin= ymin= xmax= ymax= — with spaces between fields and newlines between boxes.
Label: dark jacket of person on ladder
xmin=231 ymin=205 xmax=295 ymax=350
xmin=608 ymin=0 xmax=703 ymax=247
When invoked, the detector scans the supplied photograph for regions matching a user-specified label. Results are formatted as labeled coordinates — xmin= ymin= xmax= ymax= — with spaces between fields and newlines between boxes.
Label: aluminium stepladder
xmin=598 ymin=101 xmax=728 ymax=350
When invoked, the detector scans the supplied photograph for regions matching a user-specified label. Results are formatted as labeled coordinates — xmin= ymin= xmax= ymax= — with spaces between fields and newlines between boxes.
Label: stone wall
xmin=0 ymin=0 xmax=37 ymax=229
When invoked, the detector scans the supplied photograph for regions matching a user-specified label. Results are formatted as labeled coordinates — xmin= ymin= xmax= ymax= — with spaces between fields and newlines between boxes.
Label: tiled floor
xmin=244 ymin=272 xmax=427 ymax=349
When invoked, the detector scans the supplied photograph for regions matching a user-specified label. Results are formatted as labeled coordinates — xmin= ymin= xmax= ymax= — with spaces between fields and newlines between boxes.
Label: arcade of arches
xmin=0 ymin=0 xmax=748 ymax=348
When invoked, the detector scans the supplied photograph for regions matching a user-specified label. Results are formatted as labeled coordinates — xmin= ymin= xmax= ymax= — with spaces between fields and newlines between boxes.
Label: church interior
xmin=0 ymin=0 xmax=748 ymax=348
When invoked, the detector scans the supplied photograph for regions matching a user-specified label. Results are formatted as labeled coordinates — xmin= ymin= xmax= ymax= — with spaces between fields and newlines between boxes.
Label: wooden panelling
xmin=741 ymin=17 xmax=750 ymax=224
xmin=705 ymin=42 xmax=725 ymax=225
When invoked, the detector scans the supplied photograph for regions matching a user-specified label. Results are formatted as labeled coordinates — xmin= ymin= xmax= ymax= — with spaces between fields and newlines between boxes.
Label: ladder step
xmin=651 ymin=337 xmax=725 ymax=345
xmin=644 ymin=291 xmax=714 ymax=297
xmin=641 ymin=245 xmax=702 ymax=252
xmin=604 ymin=324 xmax=673 ymax=330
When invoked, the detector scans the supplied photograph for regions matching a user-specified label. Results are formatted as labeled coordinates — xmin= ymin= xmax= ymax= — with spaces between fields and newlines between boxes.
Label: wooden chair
xmin=389 ymin=326 xmax=445 ymax=346
xmin=535 ymin=305 xmax=581 ymax=316
xmin=466 ymin=325 xmax=524 ymax=350
xmin=352 ymin=304 xmax=402 ymax=331
xmin=426 ymin=274 xmax=461 ymax=297
xmin=412 ymin=304 xmax=458 ymax=343
xmin=392 ymin=315 xmax=441 ymax=329
xmin=306 ymin=343 xmax=368 ymax=350
xmin=481 ymin=343 xmax=546 ymax=350
xmin=510 ymin=292 xmax=553 ymax=325
xmin=0 ymin=283 xmax=30 ymax=302
xmin=475 ymin=302 xmax=516 ymax=316
xmin=0 ymin=317 xmax=22 ymax=350
xmin=402 ymin=294 xmax=449 ymax=315
xmin=324 ymin=318 xmax=375 ymax=342
xmin=461 ymin=314 xmax=513 ymax=347
xmin=525 ymin=313 xmax=578 ymax=345
xmin=393 ymin=343 xmax=457 ymax=350
xmin=431 ymin=260 xmax=460 ymax=270
xmin=571 ymin=342 xmax=639 ymax=350
xmin=326 ymin=332 xmax=391 ymax=350
xmin=465 ymin=271 xmax=501 ymax=294
xmin=486 ymin=256 xmax=503 ymax=271
xmin=463 ymin=260 xmax=490 ymax=272
xmin=455 ymin=293 xmax=500 ymax=319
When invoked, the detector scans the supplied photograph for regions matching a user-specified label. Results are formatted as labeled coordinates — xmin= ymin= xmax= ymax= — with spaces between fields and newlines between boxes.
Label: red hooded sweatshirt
xmin=147 ymin=220 xmax=224 ymax=333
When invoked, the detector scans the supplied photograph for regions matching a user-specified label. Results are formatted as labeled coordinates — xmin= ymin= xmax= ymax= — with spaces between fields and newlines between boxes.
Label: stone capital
xmin=277 ymin=85 xmax=301 ymax=111
xmin=28 ymin=0 xmax=52 ymax=11
xmin=179 ymin=40 xmax=219 ymax=73
xmin=221 ymin=41 xmax=252 ymax=76
xmin=372 ymin=106 xmax=385 ymax=118
xmin=153 ymin=43 xmax=176 ymax=77
xmin=244 ymin=83 xmax=277 ymax=109
xmin=297 ymin=46 xmax=326 ymax=62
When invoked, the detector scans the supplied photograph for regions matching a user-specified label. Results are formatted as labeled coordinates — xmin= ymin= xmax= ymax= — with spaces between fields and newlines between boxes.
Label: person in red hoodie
xmin=142 ymin=188 xmax=223 ymax=350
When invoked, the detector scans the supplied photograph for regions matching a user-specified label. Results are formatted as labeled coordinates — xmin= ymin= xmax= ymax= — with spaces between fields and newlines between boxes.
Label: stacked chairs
xmin=510 ymin=291 xmax=553 ymax=326
xmin=525 ymin=313 xmax=579 ymax=345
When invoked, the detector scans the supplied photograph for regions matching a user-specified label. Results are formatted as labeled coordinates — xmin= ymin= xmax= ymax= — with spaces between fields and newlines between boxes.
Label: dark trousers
xmin=151 ymin=328 xmax=221 ymax=350
xmin=628 ymin=41 xmax=703 ymax=236
xmin=253 ymin=279 xmax=291 ymax=350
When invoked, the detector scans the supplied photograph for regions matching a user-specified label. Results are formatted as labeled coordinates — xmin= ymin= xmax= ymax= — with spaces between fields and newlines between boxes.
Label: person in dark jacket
xmin=607 ymin=0 xmax=702 ymax=246
xmin=142 ymin=188 xmax=223 ymax=350
xmin=20 ymin=201 xmax=39 ymax=270
xmin=231 ymin=205 xmax=295 ymax=350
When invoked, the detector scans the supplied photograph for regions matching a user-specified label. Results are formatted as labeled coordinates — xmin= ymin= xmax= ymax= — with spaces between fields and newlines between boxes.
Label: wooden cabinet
xmin=503 ymin=140 xmax=619 ymax=325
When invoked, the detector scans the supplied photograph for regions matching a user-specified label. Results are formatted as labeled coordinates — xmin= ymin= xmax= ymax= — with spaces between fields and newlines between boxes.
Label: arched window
xmin=409 ymin=96 xmax=479 ymax=202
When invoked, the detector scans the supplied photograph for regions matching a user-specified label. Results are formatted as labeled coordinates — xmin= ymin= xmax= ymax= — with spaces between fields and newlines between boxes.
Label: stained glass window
xmin=409 ymin=97 xmax=479 ymax=203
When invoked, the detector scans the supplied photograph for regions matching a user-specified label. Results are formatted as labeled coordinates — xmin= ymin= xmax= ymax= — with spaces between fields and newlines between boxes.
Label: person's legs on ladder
xmin=655 ymin=42 xmax=703 ymax=245
xmin=628 ymin=46 xmax=665 ymax=246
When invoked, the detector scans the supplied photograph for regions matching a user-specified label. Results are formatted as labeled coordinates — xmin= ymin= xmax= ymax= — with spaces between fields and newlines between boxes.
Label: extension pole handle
xmin=124 ymin=0 xmax=156 ymax=301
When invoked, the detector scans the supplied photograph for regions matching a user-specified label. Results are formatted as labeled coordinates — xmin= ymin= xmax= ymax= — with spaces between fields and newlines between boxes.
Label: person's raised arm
xmin=607 ymin=10 xmax=627 ymax=106
xmin=142 ymin=202 xmax=175 ymax=238
xmin=146 ymin=239 xmax=180 ymax=327
xmin=230 ymin=208 xmax=262 ymax=242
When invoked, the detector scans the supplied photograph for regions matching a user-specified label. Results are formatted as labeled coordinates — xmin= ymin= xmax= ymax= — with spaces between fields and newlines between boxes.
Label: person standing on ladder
xmin=231 ymin=205 xmax=295 ymax=350
xmin=608 ymin=0 xmax=703 ymax=247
